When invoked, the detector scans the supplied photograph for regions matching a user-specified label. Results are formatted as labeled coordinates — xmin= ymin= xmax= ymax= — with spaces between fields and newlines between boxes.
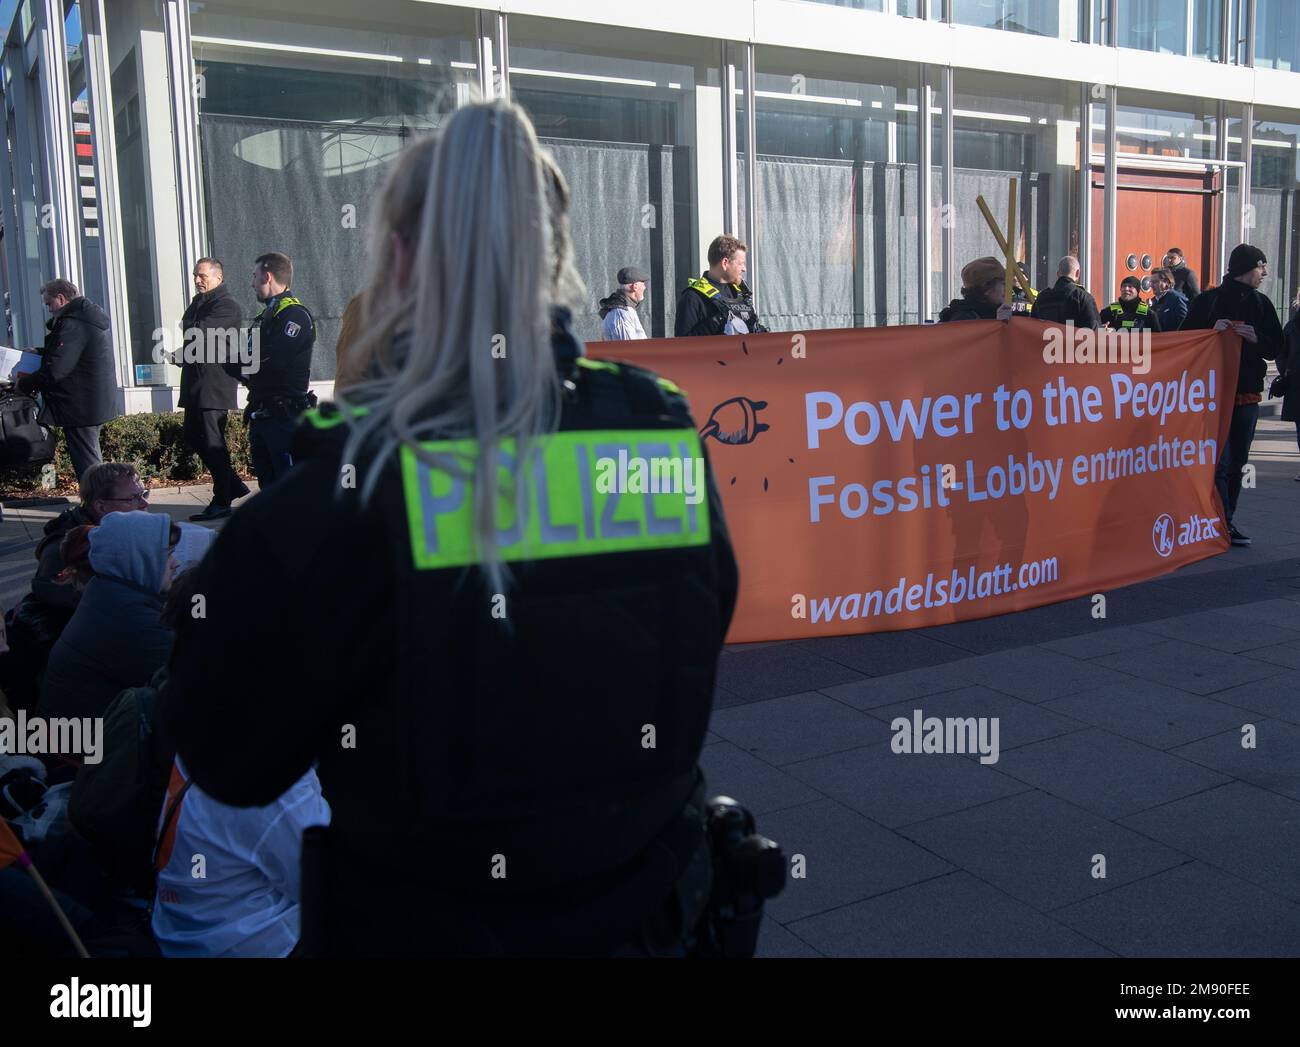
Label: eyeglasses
xmin=101 ymin=489 xmax=150 ymax=504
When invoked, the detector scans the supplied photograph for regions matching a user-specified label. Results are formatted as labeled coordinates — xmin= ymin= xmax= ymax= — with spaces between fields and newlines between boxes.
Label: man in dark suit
xmin=179 ymin=257 xmax=250 ymax=521
xmin=16 ymin=278 xmax=117 ymax=486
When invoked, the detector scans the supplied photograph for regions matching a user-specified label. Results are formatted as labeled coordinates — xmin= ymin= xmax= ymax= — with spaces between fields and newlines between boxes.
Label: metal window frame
xmin=163 ymin=0 xmax=204 ymax=303
xmin=1079 ymin=82 xmax=1094 ymax=288
xmin=941 ymin=64 xmax=954 ymax=305
xmin=918 ymin=62 xmax=933 ymax=320
xmin=742 ymin=41 xmax=756 ymax=300
xmin=80 ymin=0 xmax=131 ymax=391
xmin=721 ymin=40 xmax=739 ymax=236
xmin=37 ymin=0 xmax=81 ymax=287
xmin=1103 ymin=83 xmax=1116 ymax=300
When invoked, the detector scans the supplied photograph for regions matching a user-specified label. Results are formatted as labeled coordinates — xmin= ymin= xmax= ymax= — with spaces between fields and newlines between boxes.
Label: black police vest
xmin=304 ymin=358 xmax=729 ymax=903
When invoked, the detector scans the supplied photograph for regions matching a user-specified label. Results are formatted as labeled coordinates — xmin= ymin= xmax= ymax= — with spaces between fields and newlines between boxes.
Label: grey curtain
xmin=541 ymin=137 xmax=687 ymax=342
xmin=740 ymin=156 xmax=918 ymax=330
xmin=200 ymin=115 xmax=403 ymax=381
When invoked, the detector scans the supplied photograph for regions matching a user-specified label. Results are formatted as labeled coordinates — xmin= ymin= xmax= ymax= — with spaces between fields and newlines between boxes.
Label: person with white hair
xmin=160 ymin=100 xmax=740 ymax=957
xmin=597 ymin=266 xmax=650 ymax=340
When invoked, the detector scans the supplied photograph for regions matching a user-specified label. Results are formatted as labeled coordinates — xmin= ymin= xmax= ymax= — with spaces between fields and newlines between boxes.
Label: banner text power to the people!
xmin=593 ymin=323 xmax=1239 ymax=642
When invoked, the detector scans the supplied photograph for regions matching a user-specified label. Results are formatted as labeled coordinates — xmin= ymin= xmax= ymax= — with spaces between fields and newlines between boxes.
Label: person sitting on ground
xmin=1101 ymin=277 xmax=1162 ymax=332
xmin=151 ymin=759 xmax=329 ymax=958
xmin=939 ymin=257 xmax=1016 ymax=322
xmin=36 ymin=512 xmax=180 ymax=723
xmin=0 ymin=464 xmax=150 ymax=712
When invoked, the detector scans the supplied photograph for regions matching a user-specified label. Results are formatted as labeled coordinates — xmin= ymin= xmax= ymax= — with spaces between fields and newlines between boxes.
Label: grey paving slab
xmin=1169 ymin=719 xmax=1300 ymax=802
xmin=752 ymin=917 xmax=822 ymax=958
xmin=716 ymin=645 xmax=866 ymax=703
xmin=699 ymin=739 xmax=825 ymax=815
xmin=869 ymin=685 xmax=1087 ymax=755
xmin=1052 ymin=861 xmax=1300 ymax=957
xmin=1094 ymin=639 xmax=1286 ymax=696
xmin=991 ymin=728 xmax=1231 ymax=820
xmin=1039 ymin=627 xmax=1164 ymax=660
xmin=788 ymin=872 xmax=1114 ymax=957
xmin=818 ymin=661 xmax=979 ymax=710
xmin=1192 ymin=670 xmax=1300 ymax=725
xmin=708 ymin=692 xmax=890 ymax=766
xmin=956 ymin=646 xmax=1134 ymax=703
xmin=783 ymin=738 xmax=1031 ymax=829
xmin=1042 ymin=681 xmax=1252 ymax=750
xmin=899 ymin=790 xmax=1191 ymax=912
xmin=1218 ymin=598 xmax=1300 ymax=630
xmin=1119 ymin=782 xmax=1300 ymax=904
xmin=790 ymin=630 xmax=970 ymax=677
xmin=1241 ymin=642 xmax=1300 ymax=670
xmin=1136 ymin=610 xmax=1300 ymax=654
xmin=758 ymin=799 xmax=955 ymax=924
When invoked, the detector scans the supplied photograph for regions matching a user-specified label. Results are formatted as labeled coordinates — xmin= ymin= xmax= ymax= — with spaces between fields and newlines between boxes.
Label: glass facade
xmin=1256 ymin=0 xmax=1300 ymax=72
xmin=1250 ymin=107 xmax=1300 ymax=320
xmin=189 ymin=0 xmax=478 ymax=379
xmin=4 ymin=0 xmax=1300 ymax=401
xmin=506 ymin=18 xmax=717 ymax=342
xmin=1117 ymin=0 xmax=1224 ymax=60
xmin=746 ymin=47 xmax=920 ymax=329
xmin=952 ymin=0 xmax=1079 ymax=38
xmin=952 ymin=71 xmax=1081 ymax=297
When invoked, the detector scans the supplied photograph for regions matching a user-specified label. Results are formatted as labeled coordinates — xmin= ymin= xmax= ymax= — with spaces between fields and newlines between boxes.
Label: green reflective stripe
xmin=656 ymin=376 xmax=683 ymax=395
xmin=1135 ymin=301 xmax=1149 ymax=315
xmin=400 ymin=428 xmax=710 ymax=570
xmin=256 ymin=295 xmax=307 ymax=322
xmin=687 ymin=277 xmax=718 ymax=299
xmin=303 ymin=404 xmax=369 ymax=430
xmin=575 ymin=357 xmax=620 ymax=374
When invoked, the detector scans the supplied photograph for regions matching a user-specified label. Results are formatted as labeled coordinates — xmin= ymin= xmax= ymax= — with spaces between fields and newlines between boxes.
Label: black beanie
xmin=1228 ymin=244 xmax=1266 ymax=278
xmin=1120 ymin=276 xmax=1141 ymax=291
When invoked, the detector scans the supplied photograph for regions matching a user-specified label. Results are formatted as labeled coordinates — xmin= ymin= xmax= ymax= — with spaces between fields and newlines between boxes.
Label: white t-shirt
xmin=152 ymin=759 xmax=330 ymax=958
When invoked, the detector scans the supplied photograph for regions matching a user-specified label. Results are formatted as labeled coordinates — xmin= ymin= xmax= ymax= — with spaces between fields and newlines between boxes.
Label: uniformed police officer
xmin=234 ymin=251 xmax=316 ymax=486
xmin=1102 ymin=276 xmax=1163 ymax=333
xmin=160 ymin=102 xmax=742 ymax=957
xmin=674 ymin=235 xmax=769 ymax=337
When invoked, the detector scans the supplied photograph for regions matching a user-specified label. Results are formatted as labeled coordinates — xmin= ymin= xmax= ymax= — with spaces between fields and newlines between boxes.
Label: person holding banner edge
xmin=1181 ymin=243 xmax=1284 ymax=546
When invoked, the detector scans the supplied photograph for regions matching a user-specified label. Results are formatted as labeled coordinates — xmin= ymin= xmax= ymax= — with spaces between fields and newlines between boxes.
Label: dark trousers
xmin=64 ymin=425 xmax=102 ymax=486
xmin=183 ymin=408 xmax=243 ymax=505
xmin=1215 ymin=402 xmax=1260 ymax=522
xmin=248 ymin=410 xmax=298 ymax=488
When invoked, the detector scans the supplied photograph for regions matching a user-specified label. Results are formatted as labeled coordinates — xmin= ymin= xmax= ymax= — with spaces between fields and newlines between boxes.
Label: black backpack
xmin=68 ymin=669 xmax=176 ymax=895
xmin=0 ymin=389 xmax=56 ymax=466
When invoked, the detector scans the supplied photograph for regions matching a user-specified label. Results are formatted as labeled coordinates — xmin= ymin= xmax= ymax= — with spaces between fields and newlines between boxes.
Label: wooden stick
xmin=1004 ymin=177 xmax=1018 ymax=305
xmin=23 ymin=857 xmax=90 ymax=958
xmin=975 ymin=194 xmax=1036 ymax=301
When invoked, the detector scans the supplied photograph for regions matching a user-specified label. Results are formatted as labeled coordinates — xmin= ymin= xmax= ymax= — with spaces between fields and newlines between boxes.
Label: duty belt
xmin=249 ymin=393 xmax=315 ymax=417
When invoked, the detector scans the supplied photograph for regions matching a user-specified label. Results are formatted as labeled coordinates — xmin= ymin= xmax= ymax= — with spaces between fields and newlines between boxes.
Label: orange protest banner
xmin=593 ymin=322 xmax=1239 ymax=643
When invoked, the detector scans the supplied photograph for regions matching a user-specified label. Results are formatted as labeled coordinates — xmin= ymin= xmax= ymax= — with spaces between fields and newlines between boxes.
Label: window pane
xmin=1249 ymin=108 xmax=1299 ymax=324
xmin=1255 ymin=0 xmax=1300 ymax=72
xmin=748 ymin=46 xmax=919 ymax=329
xmin=508 ymin=18 xmax=715 ymax=342
xmin=190 ymin=0 xmax=477 ymax=381
xmin=952 ymin=71 xmax=1081 ymax=300
xmin=952 ymin=0 xmax=1073 ymax=38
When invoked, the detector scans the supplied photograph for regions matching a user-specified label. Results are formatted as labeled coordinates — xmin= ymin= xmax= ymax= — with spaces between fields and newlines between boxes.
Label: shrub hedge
xmin=0 ymin=411 xmax=254 ymax=496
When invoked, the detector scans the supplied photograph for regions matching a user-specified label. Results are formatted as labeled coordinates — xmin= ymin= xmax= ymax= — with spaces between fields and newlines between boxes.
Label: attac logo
xmin=1154 ymin=512 xmax=1221 ymax=558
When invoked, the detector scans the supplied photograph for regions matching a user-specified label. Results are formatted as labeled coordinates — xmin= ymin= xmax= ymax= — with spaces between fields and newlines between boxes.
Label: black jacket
xmin=938 ymin=295 xmax=999 ymax=322
xmin=178 ymin=283 xmax=243 ymax=410
xmin=159 ymin=324 xmax=739 ymax=956
xmin=674 ymin=274 xmax=767 ymax=338
xmin=1278 ymin=313 xmax=1300 ymax=423
xmin=1171 ymin=265 xmax=1200 ymax=301
xmin=228 ymin=291 xmax=315 ymax=403
xmin=18 ymin=297 xmax=117 ymax=428
xmin=1030 ymin=276 xmax=1100 ymax=329
xmin=1181 ymin=276 xmax=1284 ymax=394
xmin=1152 ymin=289 xmax=1189 ymax=332
xmin=1101 ymin=298 xmax=1162 ymax=333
